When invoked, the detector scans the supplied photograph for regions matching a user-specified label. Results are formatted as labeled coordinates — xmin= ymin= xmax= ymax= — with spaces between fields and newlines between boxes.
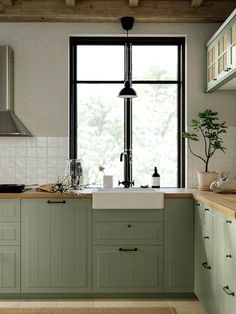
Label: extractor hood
xmin=0 ymin=46 xmax=32 ymax=136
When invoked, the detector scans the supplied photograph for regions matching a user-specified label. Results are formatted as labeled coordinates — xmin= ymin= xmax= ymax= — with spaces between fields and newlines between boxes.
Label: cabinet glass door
xmin=229 ymin=22 xmax=236 ymax=69
xmin=217 ymin=33 xmax=228 ymax=77
xmin=207 ymin=45 xmax=217 ymax=83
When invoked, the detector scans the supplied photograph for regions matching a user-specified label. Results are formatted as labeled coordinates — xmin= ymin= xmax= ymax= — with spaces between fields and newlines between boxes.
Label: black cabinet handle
xmin=223 ymin=286 xmax=235 ymax=296
xmin=205 ymin=208 xmax=209 ymax=211
xmin=119 ymin=248 xmax=138 ymax=252
xmin=204 ymin=236 xmax=209 ymax=239
xmin=196 ymin=203 xmax=200 ymax=206
xmin=226 ymin=254 xmax=232 ymax=258
xmin=128 ymin=224 xmax=131 ymax=228
xmin=47 ymin=200 xmax=66 ymax=204
xmin=226 ymin=220 xmax=232 ymax=224
xmin=202 ymin=261 xmax=211 ymax=270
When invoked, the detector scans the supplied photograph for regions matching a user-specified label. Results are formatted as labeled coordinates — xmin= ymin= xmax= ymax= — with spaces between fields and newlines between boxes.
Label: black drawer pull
xmin=226 ymin=254 xmax=232 ymax=258
xmin=47 ymin=200 xmax=66 ymax=204
xmin=204 ymin=236 xmax=209 ymax=239
xmin=205 ymin=208 xmax=209 ymax=211
xmin=196 ymin=203 xmax=200 ymax=206
xmin=202 ymin=261 xmax=211 ymax=270
xmin=128 ymin=224 xmax=131 ymax=228
xmin=226 ymin=220 xmax=232 ymax=224
xmin=223 ymin=286 xmax=235 ymax=296
xmin=119 ymin=248 xmax=138 ymax=252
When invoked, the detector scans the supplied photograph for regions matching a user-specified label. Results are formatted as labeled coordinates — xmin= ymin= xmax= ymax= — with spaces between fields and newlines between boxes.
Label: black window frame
xmin=69 ymin=36 xmax=186 ymax=188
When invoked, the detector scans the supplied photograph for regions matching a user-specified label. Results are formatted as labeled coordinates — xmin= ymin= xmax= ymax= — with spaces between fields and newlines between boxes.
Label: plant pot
xmin=196 ymin=171 xmax=218 ymax=191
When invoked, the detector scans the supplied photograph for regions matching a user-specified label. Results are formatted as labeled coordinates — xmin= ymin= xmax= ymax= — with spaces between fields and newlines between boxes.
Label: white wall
xmin=0 ymin=22 xmax=235 ymax=186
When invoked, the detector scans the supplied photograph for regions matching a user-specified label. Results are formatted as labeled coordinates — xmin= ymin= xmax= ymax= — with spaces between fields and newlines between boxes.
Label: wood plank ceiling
xmin=0 ymin=0 xmax=235 ymax=22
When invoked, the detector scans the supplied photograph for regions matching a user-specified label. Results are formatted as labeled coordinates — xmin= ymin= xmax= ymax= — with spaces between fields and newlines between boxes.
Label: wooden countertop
xmin=0 ymin=188 xmax=235 ymax=218
xmin=192 ymin=190 xmax=236 ymax=219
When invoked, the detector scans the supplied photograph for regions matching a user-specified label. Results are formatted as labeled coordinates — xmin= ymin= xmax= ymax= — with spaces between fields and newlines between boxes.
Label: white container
xmin=103 ymin=175 xmax=113 ymax=189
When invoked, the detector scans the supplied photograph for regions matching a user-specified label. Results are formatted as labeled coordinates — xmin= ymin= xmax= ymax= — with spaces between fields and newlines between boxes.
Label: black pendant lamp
xmin=118 ymin=17 xmax=137 ymax=98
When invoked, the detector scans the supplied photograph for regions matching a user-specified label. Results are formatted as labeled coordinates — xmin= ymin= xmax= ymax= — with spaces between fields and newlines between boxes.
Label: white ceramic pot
xmin=196 ymin=171 xmax=218 ymax=191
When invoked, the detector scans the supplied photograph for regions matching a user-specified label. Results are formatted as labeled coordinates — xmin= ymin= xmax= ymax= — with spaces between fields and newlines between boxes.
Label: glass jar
xmin=65 ymin=159 xmax=83 ymax=189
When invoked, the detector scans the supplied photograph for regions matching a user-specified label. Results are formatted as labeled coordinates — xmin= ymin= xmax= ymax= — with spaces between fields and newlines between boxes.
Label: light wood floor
xmin=0 ymin=300 xmax=207 ymax=314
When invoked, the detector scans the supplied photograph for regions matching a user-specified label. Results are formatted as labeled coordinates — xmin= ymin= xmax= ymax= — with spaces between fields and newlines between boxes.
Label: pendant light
xmin=118 ymin=16 xmax=137 ymax=98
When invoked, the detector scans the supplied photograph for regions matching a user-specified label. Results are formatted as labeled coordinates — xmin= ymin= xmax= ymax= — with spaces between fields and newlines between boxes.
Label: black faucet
xmin=119 ymin=151 xmax=134 ymax=188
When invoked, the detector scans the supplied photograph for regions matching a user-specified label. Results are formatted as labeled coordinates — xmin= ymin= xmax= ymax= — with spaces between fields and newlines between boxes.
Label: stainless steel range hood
xmin=0 ymin=46 xmax=32 ymax=136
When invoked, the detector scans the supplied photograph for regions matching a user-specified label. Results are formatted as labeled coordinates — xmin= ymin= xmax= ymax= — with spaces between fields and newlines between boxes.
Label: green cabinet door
xmin=164 ymin=199 xmax=194 ymax=292
xmin=21 ymin=199 xmax=92 ymax=293
xmin=0 ymin=246 xmax=20 ymax=293
xmin=194 ymin=201 xmax=219 ymax=314
xmin=93 ymin=245 xmax=163 ymax=292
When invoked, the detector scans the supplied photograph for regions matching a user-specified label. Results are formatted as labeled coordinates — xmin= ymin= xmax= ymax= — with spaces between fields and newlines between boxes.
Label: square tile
xmin=58 ymin=137 xmax=68 ymax=147
xmin=26 ymin=158 xmax=36 ymax=168
xmin=37 ymin=158 xmax=47 ymax=168
xmin=48 ymin=137 xmax=58 ymax=147
xmin=37 ymin=147 xmax=47 ymax=158
xmin=48 ymin=147 xmax=57 ymax=158
xmin=27 ymin=147 xmax=37 ymax=157
xmin=37 ymin=137 xmax=48 ymax=147
xmin=16 ymin=147 xmax=26 ymax=157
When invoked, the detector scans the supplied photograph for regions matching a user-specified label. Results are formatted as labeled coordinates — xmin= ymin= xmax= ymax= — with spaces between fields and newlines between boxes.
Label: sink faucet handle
xmin=120 ymin=153 xmax=123 ymax=162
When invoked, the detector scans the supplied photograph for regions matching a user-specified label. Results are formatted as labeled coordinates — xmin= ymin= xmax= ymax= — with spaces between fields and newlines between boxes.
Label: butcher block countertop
xmin=0 ymin=188 xmax=235 ymax=218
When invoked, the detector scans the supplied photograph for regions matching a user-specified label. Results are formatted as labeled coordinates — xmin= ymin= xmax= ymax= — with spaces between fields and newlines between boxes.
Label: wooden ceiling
xmin=0 ymin=0 xmax=235 ymax=23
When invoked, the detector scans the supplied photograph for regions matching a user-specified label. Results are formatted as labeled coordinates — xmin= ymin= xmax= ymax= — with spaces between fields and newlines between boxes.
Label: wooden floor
xmin=0 ymin=300 xmax=207 ymax=314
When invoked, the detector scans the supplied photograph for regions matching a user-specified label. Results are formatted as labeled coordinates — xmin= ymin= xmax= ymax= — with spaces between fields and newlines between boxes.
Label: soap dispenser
xmin=152 ymin=167 xmax=160 ymax=188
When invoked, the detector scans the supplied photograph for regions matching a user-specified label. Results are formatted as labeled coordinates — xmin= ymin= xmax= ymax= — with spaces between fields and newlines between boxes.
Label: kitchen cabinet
xmin=93 ymin=208 xmax=164 ymax=292
xmin=164 ymin=199 xmax=194 ymax=292
xmin=21 ymin=198 xmax=92 ymax=293
xmin=0 ymin=200 xmax=20 ymax=293
xmin=194 ymin=200 xmax=236 ymax=314
xmin=206 ymin=9 xmax=236 ymax=92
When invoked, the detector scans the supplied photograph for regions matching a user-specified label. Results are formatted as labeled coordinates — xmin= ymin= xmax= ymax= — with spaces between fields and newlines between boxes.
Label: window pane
xmin=132 ymin=46 xmax=178 ymax=80
xmin=77 ymin=46 xmax=124 ymax=81
xmin=77 ymin=84 xmax=123 ymax=186
xmin=132 ymin=84 xmax=178 ymax=187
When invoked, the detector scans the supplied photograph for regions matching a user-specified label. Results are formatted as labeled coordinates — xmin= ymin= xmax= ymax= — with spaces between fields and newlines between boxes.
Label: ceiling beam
xmin=0 ymin=0 xmax=235 ymax=22
xmin=1 ymin=0 xmax=13 ymax=6
xmin=129 ymin=0 xmax=139 ymax=8
xmin=64 ymin=0 xmax=75 ymax=7
xmin=191 ymin=0 xmax=204 ymax=8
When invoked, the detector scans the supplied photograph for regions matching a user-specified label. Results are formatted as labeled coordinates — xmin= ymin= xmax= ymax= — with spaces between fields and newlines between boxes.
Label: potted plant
xmin=183 ymin=109 xmax=227 ymax=190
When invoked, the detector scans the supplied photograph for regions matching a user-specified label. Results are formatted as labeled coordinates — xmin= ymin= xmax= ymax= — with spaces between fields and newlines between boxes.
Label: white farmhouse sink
xmin=92 ymin=187 xmax=164 ymax=209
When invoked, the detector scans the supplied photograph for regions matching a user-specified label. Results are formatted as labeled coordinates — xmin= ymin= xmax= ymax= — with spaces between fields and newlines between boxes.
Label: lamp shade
xmin=118 ymin=81 xmax=137 ymax=98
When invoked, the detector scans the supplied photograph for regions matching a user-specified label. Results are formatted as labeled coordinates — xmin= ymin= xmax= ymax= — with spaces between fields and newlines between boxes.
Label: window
xmin=70 ymin=37 xmax=185 ymax=187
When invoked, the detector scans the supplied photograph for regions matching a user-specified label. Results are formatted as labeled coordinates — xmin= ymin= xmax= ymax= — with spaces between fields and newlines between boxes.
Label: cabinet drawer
xmin=93 ymin=221 xmax=163 ymax=245
xmin=93 ymin=245 xmax=163 ymax=292
xmin=0 ymin=200 xmax=20 ymax=222
xmin=93 ymin=209 xmax=163 ymax=222
xmin=0 ymin=223 xmax=20 ymax=245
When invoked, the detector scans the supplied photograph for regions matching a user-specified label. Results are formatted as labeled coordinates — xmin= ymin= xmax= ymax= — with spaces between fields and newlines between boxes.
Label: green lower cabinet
xmin=0 ymin=246 xmax=20 ymax=293
xmin=93 ymin=245 xmax=163 ymax=292
xmin=21 ymin=199 xmax=92 ymax=293
xmin=164 ymin=199 xmax=194 ymax=292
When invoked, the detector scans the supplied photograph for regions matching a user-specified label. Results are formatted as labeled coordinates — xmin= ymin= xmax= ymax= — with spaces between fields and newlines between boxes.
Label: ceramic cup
xmin=103 ymin=175 xmax=113 ymax=189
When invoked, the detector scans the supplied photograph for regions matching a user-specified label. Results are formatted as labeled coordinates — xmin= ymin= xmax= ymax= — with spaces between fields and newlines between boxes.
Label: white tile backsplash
xmin=0 ymin=137 xmax=68 ymax=185
xmin=187 ymin=126 xmax=236 ymax=188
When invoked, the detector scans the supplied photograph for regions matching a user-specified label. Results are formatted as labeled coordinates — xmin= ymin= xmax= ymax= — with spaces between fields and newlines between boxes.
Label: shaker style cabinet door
xmin=164 ymin=199 xmax=194 ymax=292
xmin=21 ymin=199 xmax=92 ymax=293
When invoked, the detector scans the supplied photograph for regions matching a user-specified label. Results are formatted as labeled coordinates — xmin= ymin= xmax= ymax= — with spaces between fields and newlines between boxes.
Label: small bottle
xmin=152 ymin=167 xmax=160 ymax=188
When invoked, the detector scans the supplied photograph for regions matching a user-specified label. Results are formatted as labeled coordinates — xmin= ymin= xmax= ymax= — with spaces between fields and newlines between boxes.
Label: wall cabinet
xmin=21 ymin=199 xmax=92 ymax=293
xmin=206 ymin=9 xmax=236 ymax=92
xmin=194 ymin=201 xmax=236 ymax=314
xmin=164 ymin=199 xmax=194 ymax=292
